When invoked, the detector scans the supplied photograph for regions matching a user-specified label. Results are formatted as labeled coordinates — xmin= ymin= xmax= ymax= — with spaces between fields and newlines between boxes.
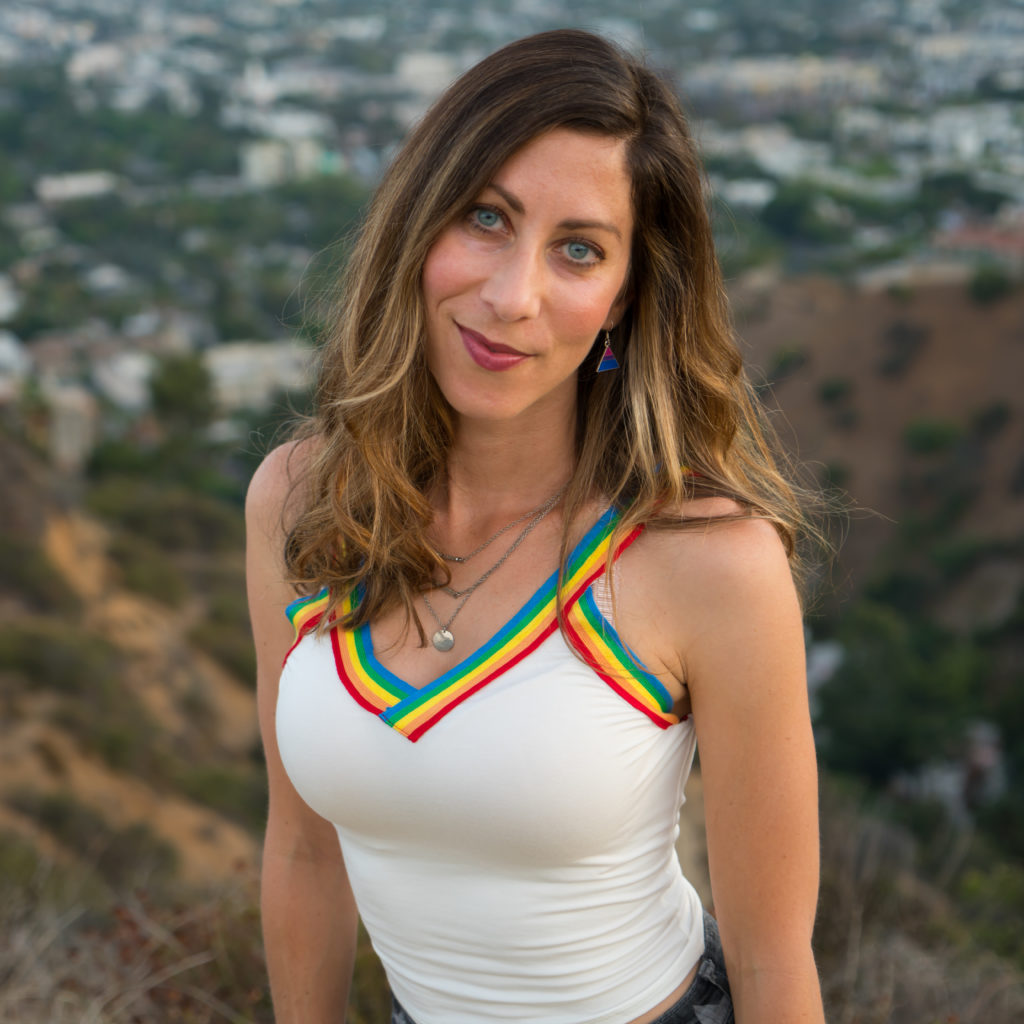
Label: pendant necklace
xmin=422 ymin=484 xmax=566 ymax=653
xmin=435 ymin=487 xmax=565 ymax=564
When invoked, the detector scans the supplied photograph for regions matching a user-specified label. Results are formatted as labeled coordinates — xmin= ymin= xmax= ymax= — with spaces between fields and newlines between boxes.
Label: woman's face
xmin=421 ymin=128 xmax=634 ymax=427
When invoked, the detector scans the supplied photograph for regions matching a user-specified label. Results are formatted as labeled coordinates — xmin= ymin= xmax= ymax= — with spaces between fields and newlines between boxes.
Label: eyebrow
xmin=487 ymin=183 xmax=623 ymax=240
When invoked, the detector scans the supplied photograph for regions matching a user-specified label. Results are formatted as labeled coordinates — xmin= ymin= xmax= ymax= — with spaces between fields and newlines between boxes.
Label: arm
xmin=246 ymin=442 xmax=359 ymax=1023
xmin=665 ymin=518 xmax=824 ymax=1024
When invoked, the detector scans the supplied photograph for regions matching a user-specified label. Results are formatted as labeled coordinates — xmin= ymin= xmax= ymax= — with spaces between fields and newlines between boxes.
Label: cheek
xmin=422 ymin=233 xmax=466 ymax=310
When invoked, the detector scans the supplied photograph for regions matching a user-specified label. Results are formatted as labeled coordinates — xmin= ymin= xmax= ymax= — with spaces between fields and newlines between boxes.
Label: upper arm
xmin=661 ymin=519 xmax=819 ymax=964
xmin=246 ymin=440 xmax=342 ymax=863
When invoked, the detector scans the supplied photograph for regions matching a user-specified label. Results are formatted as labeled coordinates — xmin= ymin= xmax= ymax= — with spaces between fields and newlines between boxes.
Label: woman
xmin=247 ymin=29 xmax=825 ymax=1024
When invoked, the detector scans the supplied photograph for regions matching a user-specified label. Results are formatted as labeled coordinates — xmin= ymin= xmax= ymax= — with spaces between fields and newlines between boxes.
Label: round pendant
xmin=431 ymin=628 xmax=455 ymax=652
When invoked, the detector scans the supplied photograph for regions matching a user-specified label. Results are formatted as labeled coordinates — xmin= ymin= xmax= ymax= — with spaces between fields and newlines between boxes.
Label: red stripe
xmin=330 ymin=626 xmax=386 ymax=715
xmin=562 ymin=611 xmax=672 ymax=730
xmin=405 ymin=619 xmax=561 ymax=742
xmin=562 ymin=524 xmax=645 ymax=610
xmin=281 ymin=611 xmax=324 ymax=667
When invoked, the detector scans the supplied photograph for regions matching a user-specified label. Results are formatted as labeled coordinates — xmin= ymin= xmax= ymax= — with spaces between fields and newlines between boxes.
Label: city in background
xmin=1 ymin=1 xmax=1023 ymax=1021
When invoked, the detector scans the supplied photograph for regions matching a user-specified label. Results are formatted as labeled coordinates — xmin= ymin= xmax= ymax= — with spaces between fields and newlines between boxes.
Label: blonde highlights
xmin=284 ymin=29 xmax=821 ymax=637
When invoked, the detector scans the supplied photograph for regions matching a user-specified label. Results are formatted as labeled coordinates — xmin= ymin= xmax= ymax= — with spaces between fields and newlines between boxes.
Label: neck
xmin=440 ymin=408 xmax=576 ymax=522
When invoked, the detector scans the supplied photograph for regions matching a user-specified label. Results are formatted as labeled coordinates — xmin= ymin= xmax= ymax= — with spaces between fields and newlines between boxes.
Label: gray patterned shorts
xmin=390 ymin=910 xmax=733 ymax=1024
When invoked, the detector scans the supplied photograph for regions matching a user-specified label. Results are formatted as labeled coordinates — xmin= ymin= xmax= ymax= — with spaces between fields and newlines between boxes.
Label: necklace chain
xmin=422 ymin=483 xmax=566 ymax=653
xmin=436 ymin=487 xmax=566 ymax=564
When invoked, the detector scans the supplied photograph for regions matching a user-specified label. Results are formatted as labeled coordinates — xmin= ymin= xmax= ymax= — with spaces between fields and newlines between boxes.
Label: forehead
xmin=486 ymin=128 xmax=633 ymax=224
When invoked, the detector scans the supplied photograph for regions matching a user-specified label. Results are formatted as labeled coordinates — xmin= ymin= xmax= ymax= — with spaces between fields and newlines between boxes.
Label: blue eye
xmin=473 ymin=207 xmax=501 ymax=228
xmin=566 ymin=241 xmax=594 ymax=262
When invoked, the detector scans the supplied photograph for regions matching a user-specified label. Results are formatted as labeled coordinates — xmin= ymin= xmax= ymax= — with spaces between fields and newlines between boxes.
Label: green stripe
xmin=577 ymin=590 xmax=672 ymax=712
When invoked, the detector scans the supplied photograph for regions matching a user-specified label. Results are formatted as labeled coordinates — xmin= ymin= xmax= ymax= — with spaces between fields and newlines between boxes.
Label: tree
xmin=149 ymin=352 xmax=215 ymax=434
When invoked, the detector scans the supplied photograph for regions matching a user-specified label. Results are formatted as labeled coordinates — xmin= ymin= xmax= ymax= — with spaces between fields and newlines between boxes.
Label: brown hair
xmin=285 ymin=29 xmax=820 ymax=637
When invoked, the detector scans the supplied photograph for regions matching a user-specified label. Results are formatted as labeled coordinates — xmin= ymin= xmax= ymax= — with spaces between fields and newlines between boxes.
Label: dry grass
xmin=814 ymin=787 xmax=1024 ymax=1023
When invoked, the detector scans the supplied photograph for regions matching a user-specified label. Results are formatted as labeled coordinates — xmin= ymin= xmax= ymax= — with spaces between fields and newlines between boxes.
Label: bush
xmin=107 ymin=533 xmax=188 ymax=607
xmin=86 ymin=479 xmax=244 ymax=553
xmin=815 ymin=603 xmax=982 ymax=783
xmin=768 ymin=343 xmax=808 ymax=383
xmin=903 ymin=417 xmax=962 ymax=455
xmin=9 ymin=791 xmax=178 ymax=885
xmin=0 ymin=622 xmax=119 ymax=695
xmin=931 ymin=536 xmax=1009 ymax=581
xmin=971 ymin=401 xmax=1011 ymax=439
xmin=176 ymin=765 xmax=267 ymax=833
xmin=190 ymin=590 xmax=255 ymax=683
xmin=877 ymin=320 xmax=929 ymax=377
xmin=818 ymin=377 xmax=853 ymax=405
xmin=969 ymin=264 xmax=1013 ymax=305
xmin=189 ymin=620 xmax=256 ymax=685
xmin=0 ymin=536 xmax=79 ymax=614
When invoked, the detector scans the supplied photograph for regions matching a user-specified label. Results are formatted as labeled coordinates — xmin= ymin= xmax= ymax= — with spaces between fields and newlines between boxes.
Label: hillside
xmin=2 ymin=273 xmax=1024 ymax=1020
xmin=736 ymin=272 xmax=1024 ymax=631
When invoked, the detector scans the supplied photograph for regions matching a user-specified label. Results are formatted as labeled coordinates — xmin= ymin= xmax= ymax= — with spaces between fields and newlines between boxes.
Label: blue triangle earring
xmin=596 ymin=330 xmax=619 ymax=373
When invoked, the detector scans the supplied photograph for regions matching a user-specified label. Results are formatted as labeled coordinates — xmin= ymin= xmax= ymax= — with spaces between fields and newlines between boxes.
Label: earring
xmin=596 ymin=330 xmax=619 ymax=373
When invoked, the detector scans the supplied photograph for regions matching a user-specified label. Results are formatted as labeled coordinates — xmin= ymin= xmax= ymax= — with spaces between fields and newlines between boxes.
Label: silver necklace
xmin=422 ymin=485 xmax=565 ymax=653
xmin=436 ymin=486 xmax=566 ymax=564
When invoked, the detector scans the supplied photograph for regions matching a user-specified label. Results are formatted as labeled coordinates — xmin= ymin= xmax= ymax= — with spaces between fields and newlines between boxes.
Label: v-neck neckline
xmin=328 ymin=506 xmax=625 ymax=740
xmin=361 ymin=505 xmax=619 ymax=693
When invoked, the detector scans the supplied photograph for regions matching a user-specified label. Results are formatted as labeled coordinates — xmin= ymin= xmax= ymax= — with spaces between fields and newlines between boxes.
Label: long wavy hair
xmin=285 ymin=29 xmax=820 ymax=639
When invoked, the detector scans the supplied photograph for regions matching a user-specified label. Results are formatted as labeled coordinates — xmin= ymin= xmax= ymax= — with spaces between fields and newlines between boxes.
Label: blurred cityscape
xmin=2 ymin=4 xmax=1024 ymax=1019
xmin=1 ymin=0 xmax=1023 ymax=467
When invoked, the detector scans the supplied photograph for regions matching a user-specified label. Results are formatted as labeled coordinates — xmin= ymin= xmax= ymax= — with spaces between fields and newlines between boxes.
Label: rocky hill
xmin=735 ymin=271 xmax=1024 ymax=634
xmin=1 ymin=272 xmax=1023 ymax=1020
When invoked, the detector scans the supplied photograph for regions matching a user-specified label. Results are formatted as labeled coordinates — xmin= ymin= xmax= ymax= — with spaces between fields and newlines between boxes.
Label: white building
xmin=204 ymin=339 xmax=314 ymax=412
xmin=36 ymin=171 xmax=120 ymax=204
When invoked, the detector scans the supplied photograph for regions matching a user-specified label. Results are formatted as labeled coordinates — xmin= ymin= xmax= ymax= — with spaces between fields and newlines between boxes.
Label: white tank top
xmin=276 ymin=508 xmax=704 ymax=1023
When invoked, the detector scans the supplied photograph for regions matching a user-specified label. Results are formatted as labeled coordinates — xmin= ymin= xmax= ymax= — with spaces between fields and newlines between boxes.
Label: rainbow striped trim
xmin=283 ymin=507 xmax=680 ymax=741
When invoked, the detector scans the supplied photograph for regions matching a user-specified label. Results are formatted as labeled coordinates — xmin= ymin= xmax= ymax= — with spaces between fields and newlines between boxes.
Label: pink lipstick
xmin=459 ymin=325 xmax=530 ymax=371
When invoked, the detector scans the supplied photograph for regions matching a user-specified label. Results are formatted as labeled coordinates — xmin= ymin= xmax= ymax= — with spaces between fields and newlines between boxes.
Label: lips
xmin=458 ymin=324 xmax=531 ymax=371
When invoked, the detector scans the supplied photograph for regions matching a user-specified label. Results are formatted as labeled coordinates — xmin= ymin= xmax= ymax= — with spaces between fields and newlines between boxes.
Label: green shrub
xmin=958 ymin=861 xmax=1024 ymax=966
xmin=819 ymin=377 xmax=853 ymax=405
xmin=107 ymin=533 xmax=187 ymax=606
xmin=878 ymin=320 xmax=929 ymax=377
xmin=0 ymin=622 xmax=119 ymax=695
xmin=190 ymin=590 xmax=255 ymax=684
xmin=189 ymin=620 xmax=256 ymax=685
xmin=903 ymin=418 xmax=962 ymax=455
xmin=9 ymin=791 xmax=178 ymax=885
xmin=931 ymin=536 xmax=1009 ymax=581
xmin=768 ymin=343 xmax=808 ymax=382
xmin=86 ymin=479 xmax=244 ymax=553
xmin=176 ymin=765 xmax=267 ymax=833
xmin=0 ymin=537 xmax=79 ymax=614
xmin=969 ymin=264 xmax=1013 ymax=305
xmin=971 ymin=401 xmax=1011 ymax=439
xmin=815 ymin=603 xmax=982 ymax=783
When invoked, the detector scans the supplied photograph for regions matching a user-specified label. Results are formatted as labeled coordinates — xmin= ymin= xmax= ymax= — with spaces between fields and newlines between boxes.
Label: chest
xmin=277 ymin=631 xmax=695 ymax=867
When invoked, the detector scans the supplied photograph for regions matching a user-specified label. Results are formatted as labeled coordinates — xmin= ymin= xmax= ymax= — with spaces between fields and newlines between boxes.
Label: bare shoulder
xmin=245 ymin=436 xmax=317 ymax=538
xmin=639 ymin=499 xmax=794 ymax=603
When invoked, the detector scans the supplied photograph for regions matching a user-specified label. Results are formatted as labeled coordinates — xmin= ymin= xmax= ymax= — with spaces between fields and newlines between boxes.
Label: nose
xmin=478 ymin=245 xmax=543 ymax=322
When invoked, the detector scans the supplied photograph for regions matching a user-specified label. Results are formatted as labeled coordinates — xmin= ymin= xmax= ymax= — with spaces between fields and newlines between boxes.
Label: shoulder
xmin=638 ymin=499 xmax=793 ymax=598
xmin=245 ymin=436 xmax=317 ymax=538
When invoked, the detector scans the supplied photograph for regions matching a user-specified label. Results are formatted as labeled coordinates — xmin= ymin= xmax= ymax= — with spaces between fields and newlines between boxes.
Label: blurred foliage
xmin=176 ymin=765 xmax=267 ymax=835
xmin=86 ymin=480 xmax=245 ymax=552
xmin=815 ymin=603 xmax=984 ymax=783
xmin=903 ymin=417 xmax=963 ymax=455
xmin=108 ymin=532 xmax=188 ymax=607
xmin=0 ymin=535 xmax=79 ymax=615
xmin=9 ymin=790 xmax=178 ymax=886
xmin=149 ymin=352 xmax=216 ymax=435
xmin=0 ymin=620 xmax=120 ymax=696
xmin=969 ymin=264 xmax=1014 ymax=305
xmin=190 ymin=592 xmax=256 ymax=685
xmin=877 ymin=319 xmax=930 ymax=377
